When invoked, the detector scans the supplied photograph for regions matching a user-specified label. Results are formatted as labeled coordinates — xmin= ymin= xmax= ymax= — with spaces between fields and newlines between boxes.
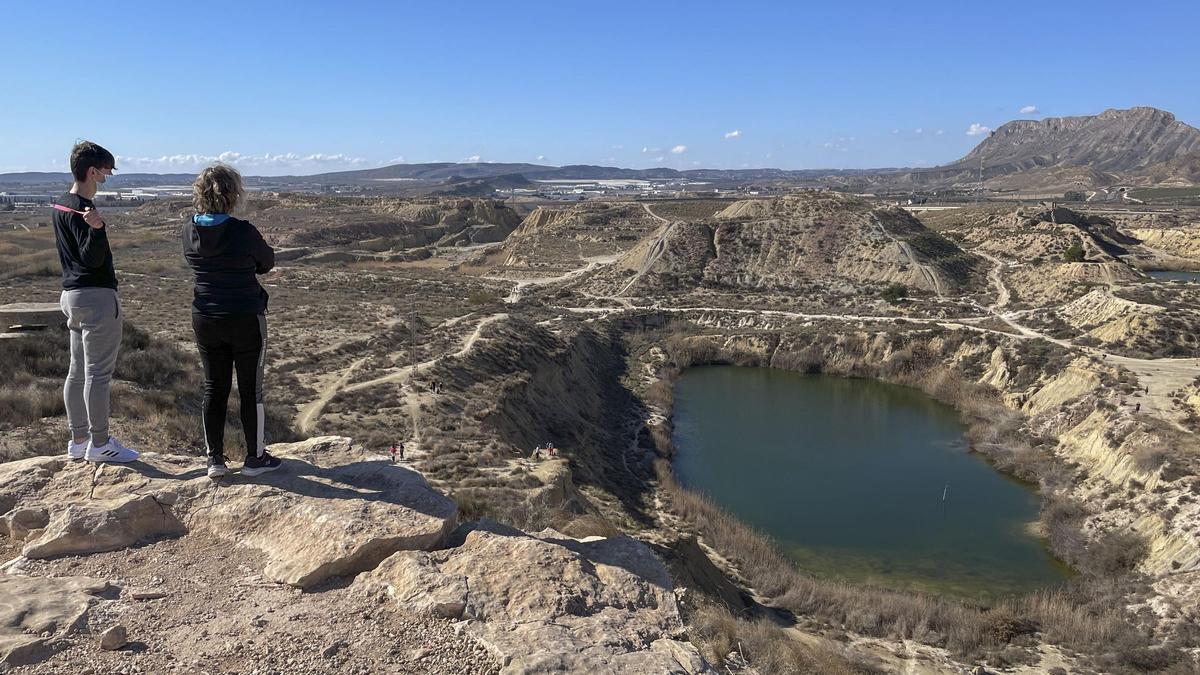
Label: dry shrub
xmin=643 ymin=380 xmax=674 ymax=410
xmin=0 ymin=250 xmax=58 ymax=281
xmin=688 ymin=602 xmax=876 ymax=674
xmin=1 ymin=320 xmax=298 ymax=459
xmin=1082 ymin=530 xmax=1149 ymax=578
xmin=558 ymin=513 xmax=620 ymax=539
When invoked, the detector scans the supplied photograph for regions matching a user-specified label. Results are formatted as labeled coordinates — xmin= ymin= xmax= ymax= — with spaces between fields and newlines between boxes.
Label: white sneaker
xmin=85 ymin=437 xmax=140 ymax=463
xmin=66 ymin=440 xmax=88 ymax=461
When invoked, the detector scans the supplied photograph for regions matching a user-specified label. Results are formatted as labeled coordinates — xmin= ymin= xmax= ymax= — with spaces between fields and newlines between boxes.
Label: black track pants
xmin=192 ymin=313 xmax=267 ymax=460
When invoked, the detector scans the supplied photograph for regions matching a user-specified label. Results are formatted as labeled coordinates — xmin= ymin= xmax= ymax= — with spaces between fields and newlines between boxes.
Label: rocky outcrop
xmin=0 ymin=303 xmax=61 ymax=333
xmin=357 ymin=520 xmax=712 ymax=674
xmin=0 ymin=575 xmax=111 ymax=666
xmin=0 ymin=437 xmax=457 ymax=588
xmin=0 ymin=438 xmax=713 ymax=673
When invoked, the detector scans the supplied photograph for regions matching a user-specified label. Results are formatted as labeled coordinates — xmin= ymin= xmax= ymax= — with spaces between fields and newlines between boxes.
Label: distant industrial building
xmin=0 ymin=193 xmax=53 ymax=206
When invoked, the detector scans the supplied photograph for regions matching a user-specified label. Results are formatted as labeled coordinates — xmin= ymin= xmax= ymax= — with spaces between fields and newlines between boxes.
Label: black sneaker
xmin=207 ymin=456 xmax=228 ymax=479
xmin=242 ymin=451 xmax=282 ymax=477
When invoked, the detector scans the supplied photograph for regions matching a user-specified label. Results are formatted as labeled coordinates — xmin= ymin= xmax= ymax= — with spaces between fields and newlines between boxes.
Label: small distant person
xmin=548 ymin=444 xmax=558 ymax=458
xmin=55 ymin=141 xmax=139 ymax=463
xmin=183 ymin=164 xmax=279 ymax=479
xmin=1135 ymin=403 xmax=1141 ymax=413
xmin=399 ymin=441 xmax=405 ymax=460
xmin=389 ymin=443 xmax=397 ymax=464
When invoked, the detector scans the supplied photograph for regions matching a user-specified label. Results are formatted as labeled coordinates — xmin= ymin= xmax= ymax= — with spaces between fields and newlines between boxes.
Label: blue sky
xmin=4 ymin=0 xmax=1198 ymax=175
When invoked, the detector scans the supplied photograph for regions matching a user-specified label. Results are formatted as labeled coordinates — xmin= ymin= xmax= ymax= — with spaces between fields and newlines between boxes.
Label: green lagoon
xmin=671 ymin=366 xmax=1069 ymax=599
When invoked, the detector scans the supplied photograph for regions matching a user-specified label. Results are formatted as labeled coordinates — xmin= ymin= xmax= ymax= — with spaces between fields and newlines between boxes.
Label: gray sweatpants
xmin=60 ymin=288 xmax=123 ymax=446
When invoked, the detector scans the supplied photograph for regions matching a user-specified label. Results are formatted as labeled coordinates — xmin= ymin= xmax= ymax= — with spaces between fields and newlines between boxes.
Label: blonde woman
xmin=182 ymin=164 xmax=279 ymax=478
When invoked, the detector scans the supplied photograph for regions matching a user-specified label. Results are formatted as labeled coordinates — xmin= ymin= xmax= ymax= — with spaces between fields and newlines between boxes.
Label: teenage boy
xmin=55 ymin=140 xmax=139 ymax=463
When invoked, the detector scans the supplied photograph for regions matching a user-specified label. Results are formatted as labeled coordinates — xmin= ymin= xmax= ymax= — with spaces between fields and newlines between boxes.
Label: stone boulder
xmin=0 ymin=575 xmax=111 ymax=666
xmin=358 ymin=520 xmax=713 ymax=674
xmin=0 ymin=437 xmax=457 ymax=588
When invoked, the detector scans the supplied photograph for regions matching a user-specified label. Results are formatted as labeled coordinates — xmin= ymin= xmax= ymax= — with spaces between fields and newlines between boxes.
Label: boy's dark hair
xmin=70 ymin=141 xmax=116 ymax=182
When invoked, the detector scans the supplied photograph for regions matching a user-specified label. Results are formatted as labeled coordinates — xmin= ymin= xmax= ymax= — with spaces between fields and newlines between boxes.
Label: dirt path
xmin=969 ymin=245 xmax=1199 ymax=428
xmin=487 ymin=254 xmax=621 ymax=304
xmin=974 ymin=250 xmax=1012 ymax=310
xmin=343 ymin=313 xmax=508 ymax=394
xmin=617 ymin=205 xmax=678 ymax=297
xmin=296 ymin=313 xmax=507 ymax=436
xmin=641 ymin=202 xmax=669 ymax=225
xmin=296 ymin=356 xmax=369 ymax=435
xmin=1109 ymin=355 xmax=1199 ymax=430
xmin=870 ymin=214 xmax=943 ymax=297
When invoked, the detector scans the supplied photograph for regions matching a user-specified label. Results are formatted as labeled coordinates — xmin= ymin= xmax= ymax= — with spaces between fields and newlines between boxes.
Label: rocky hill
xmin=254 ymin=197 xmax=523 ymax=250
xmin=822 ymin=108 xmax=1200 ymax=192
xmin=949 ymin=107 xmax=1200 ymax=186
xmin=485 ymin=203 xmax=661 ymax=276
xmin=602 ymin=192 xmax=986 ymax=300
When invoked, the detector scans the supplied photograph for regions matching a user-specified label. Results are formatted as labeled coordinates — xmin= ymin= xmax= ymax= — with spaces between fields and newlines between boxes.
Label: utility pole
xmin=977 ymin=156 xmax=984 ymax=205
xmin=409 ymin=310 xmax=418 ymax=372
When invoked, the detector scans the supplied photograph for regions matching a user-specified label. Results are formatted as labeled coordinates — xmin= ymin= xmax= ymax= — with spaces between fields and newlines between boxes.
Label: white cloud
xmin=1020 ymin=105 xmax=1039 ymax=114
xmin=464 ymin=154 xmax=481 ymax=162
xmin=670 ymin=145 xmax=687 ymax=154
xmin=536 ymin=155 xmax=546 ymax=161
xmin=724 ymin=130 xmax=741 ymax=139
xmin=966 ymin=123 xmax=991 ymax=136
xmin=114 ymin=151 xmax=371 ymax=174
xmin=823 ymin=142 xmax=834 ymax=148
xmin=935 ymin=129 xmax=945 ymax=136
xmin=642 ymin=146 xmax=662 ymax=154
xmin=654 ymin=156 xmax=665 ymax=162
xmin=914 ymin=128 xmax=923 ymax=134
xmin=892 ymin=129 xmax=900 ymax=134
xmin=385 ymin=156 xmax=406 ymax=164
xmin=612 ymin=144 xmax=625 ymax=150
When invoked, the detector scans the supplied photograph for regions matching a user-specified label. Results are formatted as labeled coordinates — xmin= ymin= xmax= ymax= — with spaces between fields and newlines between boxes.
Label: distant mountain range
xmin=3 ymin=108 xmax=1196 ymax=193
xmin=909 ymin=107 xmax=1200 ymax=190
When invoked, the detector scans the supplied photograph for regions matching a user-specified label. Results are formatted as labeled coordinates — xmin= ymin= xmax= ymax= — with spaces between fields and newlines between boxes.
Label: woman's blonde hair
xmin=193 ymin=163 xmax=244 ymax=214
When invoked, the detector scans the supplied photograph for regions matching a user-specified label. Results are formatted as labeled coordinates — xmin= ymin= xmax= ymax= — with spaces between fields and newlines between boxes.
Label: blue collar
xmin=193 ymin=213 xmax=231 ymax=227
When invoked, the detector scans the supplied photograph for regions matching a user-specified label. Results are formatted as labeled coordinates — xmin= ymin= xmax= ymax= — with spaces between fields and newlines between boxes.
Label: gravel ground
xmin=5 ymin=534 xmax=498 ymax=675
